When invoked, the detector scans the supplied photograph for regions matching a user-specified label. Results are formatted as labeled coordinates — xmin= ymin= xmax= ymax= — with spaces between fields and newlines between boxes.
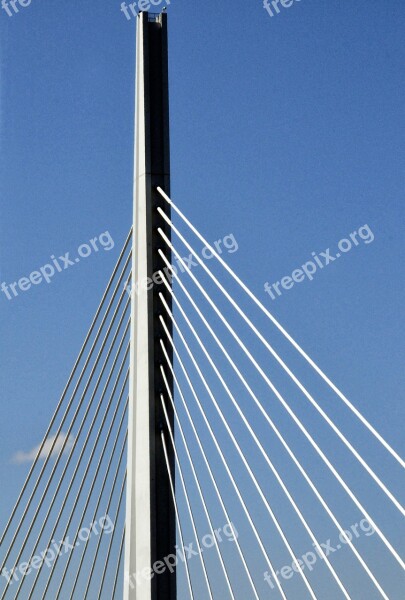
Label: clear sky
xmin=0 ymin=1 xmax=404 ymax=598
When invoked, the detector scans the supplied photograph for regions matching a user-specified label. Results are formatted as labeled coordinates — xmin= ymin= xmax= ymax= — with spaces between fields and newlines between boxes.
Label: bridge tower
xmin=124 ymin=12 xmax=176 ymax=600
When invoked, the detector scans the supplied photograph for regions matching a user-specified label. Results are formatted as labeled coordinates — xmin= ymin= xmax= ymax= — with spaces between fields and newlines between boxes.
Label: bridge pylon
xmin=124 ymin=12 xmax=176 ymax=600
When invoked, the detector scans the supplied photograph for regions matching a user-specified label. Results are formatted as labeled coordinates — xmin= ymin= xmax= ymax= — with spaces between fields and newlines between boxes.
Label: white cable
xmin=159 ymin=261 xmax=390 ymax=599
xmin=160 ymin=319 xmax=304 ymax=600
xmin=83 ymin=461 xmax=128 ymax=599
xmin=161 ymin=406 xmax=214 ymax=600
xmin=159 ymin=272 xmax=353 ymax=600
xmin=159 ymin=332 xmax=287 ymax=600
xmin=161 ymin=431 xmax=195 ymax=600
xmin=97 ymin=472 xmax=127 ymax=599
xmin=160 ymin=392 xmax=236 ymax=600
xmin=160 ymin=354 xmax=260 ymax=600
xmin=157 ymin=187 xmax=404 ymax=470
xmin=157 ymin=226 xmax=405 ymax=571
xmin=66 ymin=431 xmax=129 ymax=599
xmin=111 ymin=525 xmax=125 ymax=600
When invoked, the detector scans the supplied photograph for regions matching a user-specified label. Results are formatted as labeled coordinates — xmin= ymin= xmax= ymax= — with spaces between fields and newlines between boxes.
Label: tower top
xmin=138 ymin=11 xmax=167 ymax=24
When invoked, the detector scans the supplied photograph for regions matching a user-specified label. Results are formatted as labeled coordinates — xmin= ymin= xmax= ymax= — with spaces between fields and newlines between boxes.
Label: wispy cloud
xmin=11 ymin=432 xmax=75 ymax=465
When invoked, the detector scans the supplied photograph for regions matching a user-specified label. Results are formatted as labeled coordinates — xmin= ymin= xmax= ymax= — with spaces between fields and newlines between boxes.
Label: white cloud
xmin=12 ymin=432 xmax=75 ymax=465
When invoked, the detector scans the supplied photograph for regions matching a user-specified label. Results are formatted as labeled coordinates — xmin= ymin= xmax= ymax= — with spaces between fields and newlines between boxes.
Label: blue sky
xmin=0 ymin=0 xmax=404 ymax=598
